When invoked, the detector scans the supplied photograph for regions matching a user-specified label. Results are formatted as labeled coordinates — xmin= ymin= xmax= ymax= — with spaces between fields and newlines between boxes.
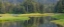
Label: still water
xmin=0 ymin=16 xmax=61 ymax=27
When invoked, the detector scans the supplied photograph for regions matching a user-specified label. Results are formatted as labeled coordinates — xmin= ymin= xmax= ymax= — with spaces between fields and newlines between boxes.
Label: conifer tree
xmin=54 ymin=0 xmax=64 ymax=13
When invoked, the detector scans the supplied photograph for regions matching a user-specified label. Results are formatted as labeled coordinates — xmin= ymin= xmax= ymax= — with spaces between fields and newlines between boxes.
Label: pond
xmin=0 ymin=16 xmax=61 ymax=27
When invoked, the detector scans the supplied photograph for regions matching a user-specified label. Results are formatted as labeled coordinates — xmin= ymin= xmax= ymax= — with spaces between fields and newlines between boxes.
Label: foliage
xmin=54 ymin=0 xmax=64 ymax=13
xmin=0 ymin=2 xmax=3 ymax=14
xmin=0 ymin=0 xmax=44 ymax=14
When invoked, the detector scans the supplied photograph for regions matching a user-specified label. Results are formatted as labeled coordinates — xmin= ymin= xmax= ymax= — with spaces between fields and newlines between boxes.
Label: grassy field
xmin=0 ymin=13 xmax=59 ymax=21
xmin=52 ymin=14 xmax=64 ymax=19
xmin=0 ymin=13 xmax=64 ymax=25
xmin=51 ymin=19 xmax=64 ymax=26
xmin=0 ymin=13 xmax=55 ymax=22
xmin=0 ymin=14 xmax=30 ymax=21
xmin=51 ymin=14 xmax=64 ymax=26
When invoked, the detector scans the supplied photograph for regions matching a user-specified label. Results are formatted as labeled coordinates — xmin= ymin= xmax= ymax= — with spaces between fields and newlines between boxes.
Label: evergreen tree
xmin=22 ymin=0 xmax=43 ymax=13
xmin=54 ymin=0 xmax=64 ymax=13
xmin=0 ymin=2 xmax=2 ymax=13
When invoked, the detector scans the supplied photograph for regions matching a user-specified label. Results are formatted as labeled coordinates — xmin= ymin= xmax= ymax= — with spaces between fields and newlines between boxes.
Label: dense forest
xmin=0 ymin=0 xmax=43 ymax=14
xmin=54 ymin=0 xmax=64 ymax=13
xmin=0 ymin=0 xmax=64 ymax=14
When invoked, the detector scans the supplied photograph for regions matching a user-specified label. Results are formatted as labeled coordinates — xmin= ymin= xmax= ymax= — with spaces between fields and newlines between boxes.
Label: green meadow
xmin=0 ymin=13 xmax=64 ymax=26
xmin=51 ymin=14 xmax=64 ymax=26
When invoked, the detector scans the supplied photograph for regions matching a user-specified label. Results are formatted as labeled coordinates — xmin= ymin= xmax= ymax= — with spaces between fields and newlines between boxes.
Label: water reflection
xmin=0 ymin=16 xmax=61 ymax=27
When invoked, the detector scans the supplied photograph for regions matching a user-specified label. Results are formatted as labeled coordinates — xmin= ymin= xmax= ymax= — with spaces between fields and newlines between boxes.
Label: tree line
xmin=0 ymin=0 xmax=64 ymax=14
xmin=0 ymin=0 xmax=43 ymax=14
xmin=54 ymin=0 xmax=64 ymax=13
